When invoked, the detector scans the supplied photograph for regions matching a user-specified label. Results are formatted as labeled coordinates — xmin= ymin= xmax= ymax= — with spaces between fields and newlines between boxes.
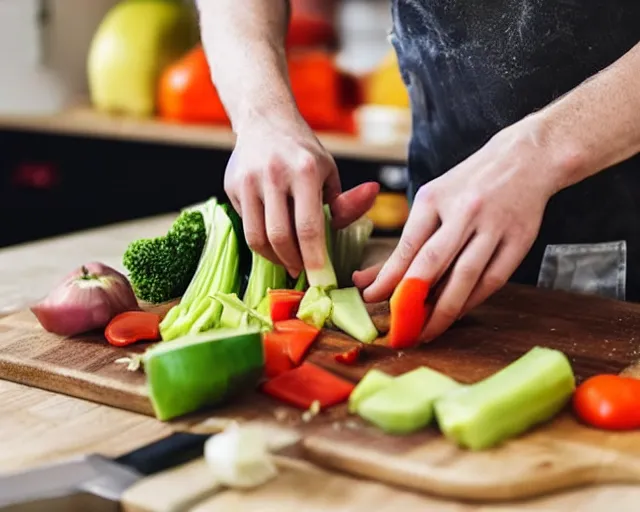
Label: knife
xmin=0 ymin=431 xmax=211 ymax=511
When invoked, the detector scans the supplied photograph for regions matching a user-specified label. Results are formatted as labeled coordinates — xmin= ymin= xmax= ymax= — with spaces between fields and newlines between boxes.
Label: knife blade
xmin=0 ymin=431 xmax=211 ymax=511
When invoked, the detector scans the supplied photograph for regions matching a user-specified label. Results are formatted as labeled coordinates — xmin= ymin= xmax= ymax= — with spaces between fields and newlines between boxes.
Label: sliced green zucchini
xmin=143 ymin=328 xmax=264 ymax=421
xmin=434 ymin=346 xmax=576 ymax=451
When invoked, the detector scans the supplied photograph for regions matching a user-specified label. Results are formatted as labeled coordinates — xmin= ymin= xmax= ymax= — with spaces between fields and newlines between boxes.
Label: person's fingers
xmin=352 ymin=262 xmax=383 ymax=290
xmin=239 ymin=188 xmax=279 ymax=265
xmin=460 ymin=237 xmax=532 ymax=316
xmin=291 ymin=179 xmax=327 ymax=271
xmin=330 ymin=182 xmax=380 ymax=229
xmin=228 ymin=193 xmax=242 ymax=217
xmin=264 ymin=185 xmax=303 ymax=277
xmin=402 ymin=207 xmax=476 ymax=287
xmin=321 ymin=156 xmax=342 ymax=204
xmin=419 ymin=233 xmax=500 ymax=342
xmin=363 ymin=204 xmax=440 ymax=303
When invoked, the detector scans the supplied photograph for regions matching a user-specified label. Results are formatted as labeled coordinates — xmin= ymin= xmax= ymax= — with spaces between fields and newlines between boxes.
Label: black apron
xmin=390 ymin=0 xmax=640 ymax=302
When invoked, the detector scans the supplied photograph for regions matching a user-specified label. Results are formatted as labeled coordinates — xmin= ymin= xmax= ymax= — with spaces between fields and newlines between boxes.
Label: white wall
xmin=0 ymin=0 xmax=118 ymax=114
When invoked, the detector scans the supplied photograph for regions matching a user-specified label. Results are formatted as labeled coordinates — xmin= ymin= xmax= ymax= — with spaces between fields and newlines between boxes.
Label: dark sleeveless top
xmin=390 ymin=0 xmax=640 ymax=301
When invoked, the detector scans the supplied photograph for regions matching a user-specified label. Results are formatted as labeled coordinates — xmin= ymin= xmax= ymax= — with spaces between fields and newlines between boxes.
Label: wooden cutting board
xmin=2 ymin=284 xmax=640 ymax=502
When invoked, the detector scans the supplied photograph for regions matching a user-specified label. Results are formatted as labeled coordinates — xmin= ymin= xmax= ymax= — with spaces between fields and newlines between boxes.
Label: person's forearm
xmin=525 ymin=43 xmax=640 ymax=194
xmin=196 ymin=0 xmax=299 ymax=132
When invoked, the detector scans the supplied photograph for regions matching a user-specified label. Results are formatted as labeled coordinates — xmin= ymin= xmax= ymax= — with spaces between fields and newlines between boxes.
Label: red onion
xmin=30 ymin=262 xmax=140 ymax=337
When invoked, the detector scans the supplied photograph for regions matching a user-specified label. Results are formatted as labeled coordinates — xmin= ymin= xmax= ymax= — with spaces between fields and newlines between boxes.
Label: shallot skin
xmin=30 ymin=262 xmax=140 ymax=337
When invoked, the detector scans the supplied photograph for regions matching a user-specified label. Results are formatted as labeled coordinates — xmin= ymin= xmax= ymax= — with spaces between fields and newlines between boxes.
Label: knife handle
xmin=115 ymin=432 xmax=211 ymax=476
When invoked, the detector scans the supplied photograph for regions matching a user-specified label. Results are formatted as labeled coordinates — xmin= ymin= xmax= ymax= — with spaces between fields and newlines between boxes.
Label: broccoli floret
xmin=123 ymin=210 xmax=206 ymax=304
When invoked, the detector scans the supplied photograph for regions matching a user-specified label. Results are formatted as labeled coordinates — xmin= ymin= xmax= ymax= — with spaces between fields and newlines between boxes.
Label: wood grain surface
xmin=2 ymin=283 xmax=640 ymax=501
xmin=120 ymin=455 xmax=640 ymax=512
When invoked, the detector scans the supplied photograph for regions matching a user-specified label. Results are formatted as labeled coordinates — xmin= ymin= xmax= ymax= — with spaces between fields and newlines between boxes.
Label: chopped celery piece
xmin=358 ymin=367 xmax=462 ymax=435
xmin=348 ymin=369 xmax=394 ymax=414
xmin=306 ymin=205 xmax=338 ymax=290
xmin=297 ymin=286 xmax=332 ymax=329
xmin=329 ymin=287 xmax=378 ymax=343
xmin=333 ymin=215 xmax=374 ymax=288
xmin=243 ymin=251 xmax=287 ymax=310
xmin=212 ymin=292 xmax=273 ymax=331
xmin=434 ymin=346 xmax=576 ymax=451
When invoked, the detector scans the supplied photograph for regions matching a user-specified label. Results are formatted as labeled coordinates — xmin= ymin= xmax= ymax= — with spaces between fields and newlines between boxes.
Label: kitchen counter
xmin=1 ymin=214 xmax=639 ymax=511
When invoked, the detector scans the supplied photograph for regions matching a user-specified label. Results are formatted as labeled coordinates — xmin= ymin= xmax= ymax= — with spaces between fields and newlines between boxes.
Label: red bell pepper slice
xmin=104 ymin=311 xmax=160 ymax=347
xmin=388 ymin=278 xmax=431 ymax=349
xmin=268 ymin=289 xmax=305 ymax=322
xmin=262 ymin=362 xmax=355 ymax=409
xmin=274 ymin=319 xmax=320 ymax=365
xmin=335 ymin=346 xmax=362 ymax=365
xmin=262 ymin=331 xmax=294 ymax=378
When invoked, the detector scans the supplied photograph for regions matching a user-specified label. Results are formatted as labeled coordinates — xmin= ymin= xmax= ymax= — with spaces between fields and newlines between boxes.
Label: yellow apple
xmin=88 ymin=0 xmax=197 ymax=117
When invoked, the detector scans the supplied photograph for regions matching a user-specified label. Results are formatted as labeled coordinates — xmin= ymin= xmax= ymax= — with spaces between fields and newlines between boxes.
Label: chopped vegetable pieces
xmin=262 ymin=362 xmax=355 ymax=409
xmin=573 ymin=374 xmax=640 ymax=430
xmin=388 ymin=278 xmax=430 ymax=349
xmin=305 ymin=205 xmax=338 ymax=290
xmin=274 ymin=319 xmax=321 ymax=365
xmin=329 ymin=287 xmax=378 ymax=343
xmin=357 ymin=367 xmax=462 ymax=435
xmin=297 ymin=286 xmax=332 ymax=329
xmin=105 ymin=311 xmax=160 ymax=347
xmin=348 ymin=369 xmax=394 ymax=414
xmin=335 ymin=346 xmax=362 ymax=365
xmin=434 ymin=346 xmax=576 ymax=450
xmin=268 ymin=289 xmax=305 ymax=322
xmin=262 ymin=331 xmax=294 ymax=378
xmin=143 ymin=328 xmax=264 ymax=421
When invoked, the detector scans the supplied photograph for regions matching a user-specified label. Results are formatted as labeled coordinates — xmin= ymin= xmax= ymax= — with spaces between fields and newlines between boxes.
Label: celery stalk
xmin=333 ymin=215 xmax=374 ymax=288
xmin=243 ymin=251 xmax=287 ymax=310
xmin=306 ymin=205 xmax=338 ymax=290
xmin=159 ymin=200 xmax=241 ymax=341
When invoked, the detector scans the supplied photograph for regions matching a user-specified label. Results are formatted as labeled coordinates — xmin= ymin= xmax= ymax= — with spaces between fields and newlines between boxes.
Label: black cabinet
xmin=0 ymin=129 xmax=401 ymax=248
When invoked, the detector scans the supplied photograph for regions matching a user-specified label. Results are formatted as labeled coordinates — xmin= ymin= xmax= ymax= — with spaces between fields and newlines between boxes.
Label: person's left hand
xmin=354 ymin=117 xmax=565 ymax=342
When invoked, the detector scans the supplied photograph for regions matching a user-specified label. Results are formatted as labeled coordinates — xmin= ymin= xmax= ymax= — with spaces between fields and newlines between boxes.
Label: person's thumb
xmin=329 ymin=182 xmax=380 ymax=230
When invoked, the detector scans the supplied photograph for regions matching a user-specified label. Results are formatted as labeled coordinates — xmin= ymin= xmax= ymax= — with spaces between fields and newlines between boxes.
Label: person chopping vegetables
xmin=195 ymin=0 xmax=640 ymax=342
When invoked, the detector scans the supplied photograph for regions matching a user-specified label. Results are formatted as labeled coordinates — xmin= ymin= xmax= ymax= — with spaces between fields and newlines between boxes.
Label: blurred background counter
xmin=0 ymin=0 xmax=412 ymax=248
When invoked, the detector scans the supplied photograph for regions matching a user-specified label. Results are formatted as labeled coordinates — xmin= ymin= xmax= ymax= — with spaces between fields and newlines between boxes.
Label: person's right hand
xmin=225 ymin=112 xmax=379 ymax=278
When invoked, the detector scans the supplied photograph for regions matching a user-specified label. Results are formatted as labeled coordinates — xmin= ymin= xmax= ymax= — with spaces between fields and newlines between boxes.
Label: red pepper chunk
xmin=262 ymin=362 xmax=355 ymax=409
xmin=274 ymin=319 xmax=320 ymax=365
xmin=573 ymin=374 xmax=640 ymax=430
xmin=268 ymin=289 xmax=305 ymax=322
xmin=262 ymin=331 xmax=294 ymax=378
xmin=388 ymin=278 xmax=431 ymax=349
xmin=105 ymin=311 xmax=160 ymax=347
xmin=335 ymin=346 xmax=361 ymax=365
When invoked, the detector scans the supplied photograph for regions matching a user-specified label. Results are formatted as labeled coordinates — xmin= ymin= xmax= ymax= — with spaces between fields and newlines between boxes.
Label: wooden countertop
xmin=1 ymin=215 xmax=639 ymax=511
xmin=0 ymin=107 xmax=408 ymax=164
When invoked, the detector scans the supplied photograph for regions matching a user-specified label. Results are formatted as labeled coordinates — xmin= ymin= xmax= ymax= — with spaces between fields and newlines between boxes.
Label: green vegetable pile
xmin=122 ymin=196 xmax=376 ymax=421
xmin=123 ymin=196 xmax=375 ymax=340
